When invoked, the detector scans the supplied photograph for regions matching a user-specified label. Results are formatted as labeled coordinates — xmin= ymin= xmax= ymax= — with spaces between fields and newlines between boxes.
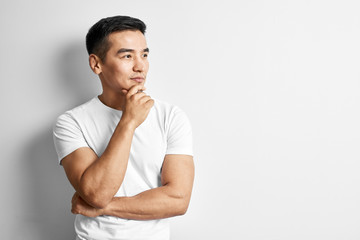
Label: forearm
xmin=79 ymin=120 xmax=135 ymax=208
xmin=71 ymin=155 xmax=195 ymax=219
xmin=102 ymin=185 xmax=190 ymax=220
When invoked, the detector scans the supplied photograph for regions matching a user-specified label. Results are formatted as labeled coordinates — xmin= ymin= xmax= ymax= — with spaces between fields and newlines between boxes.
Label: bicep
xmin=61 ymin=147 xmax=98 ymax=192
xmin=161 ymin=154 xmax=195 ymax=200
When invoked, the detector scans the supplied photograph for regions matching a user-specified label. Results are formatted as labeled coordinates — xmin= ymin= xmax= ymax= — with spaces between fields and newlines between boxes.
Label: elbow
xmin=88 ymin=196 xmax=111 ymax=209
xmin=177 ymin=200 xmax=190 ymax=216
xmin=167 ymin=187 xmax=192 ymax=216
xmin=177 ymin=207 xmax=187 ymax=216
xmin=172 ymin=194 xmax=191 ymax=216
xmin=171 ymin=202 xmax=188 ymax=217
xmin=79 ymin=186 xmax=112 ymax=209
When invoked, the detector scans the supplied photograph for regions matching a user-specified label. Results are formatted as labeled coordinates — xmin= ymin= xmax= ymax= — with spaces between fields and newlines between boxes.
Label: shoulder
xmin=151 ymin=98 xmax=192 ymax=131
xmin=153 ymin=100 xmax=193 ymax=155
xmin=53 ymin=97 xmax=100 ymax=132
xmin=53 ymin=98 xmax=99 ymax=163
xmin=66 ymin=97 xmax=99 ymax=116
xmin=55 ymin=98 xmax=99 ymax=122
xmin=152 ymin=98 xmax=186 ymax=118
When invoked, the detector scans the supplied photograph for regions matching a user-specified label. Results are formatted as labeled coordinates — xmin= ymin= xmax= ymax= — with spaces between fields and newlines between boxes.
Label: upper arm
xmin=53 ymin=112 xmax=98 ymax=193
xmin=162 ymin=106 xmax=194 ymax=204
xmin=165 ymin=107 xmax=193 ymax=156
xmin=61 ymin=147 xmax=98 ymax=193
xmin=161 ymin=154 xmax=195 ymax=202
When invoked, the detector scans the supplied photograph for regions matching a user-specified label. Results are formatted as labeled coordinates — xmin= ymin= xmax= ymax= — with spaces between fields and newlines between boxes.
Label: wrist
xmin=118 ymin=117 xmax=137 ymax=132
xmin=101 ymin=198 xmax=114 ymax=216
xmin=101 ymin=197 xmax=126 ymax=218
xmin=99 ymin=206 xmax=107 ymax=216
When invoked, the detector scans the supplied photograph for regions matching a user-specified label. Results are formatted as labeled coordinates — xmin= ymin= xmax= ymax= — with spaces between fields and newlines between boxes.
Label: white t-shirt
xmin=53 ymin=97 xmax=193 ymax=240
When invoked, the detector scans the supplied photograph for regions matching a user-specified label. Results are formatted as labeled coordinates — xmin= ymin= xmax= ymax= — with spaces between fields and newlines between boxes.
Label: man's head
xmin=86 ymin=16 xmax=146 ymax=62
xmin=86 ymin=16 xmax=150 ymax=95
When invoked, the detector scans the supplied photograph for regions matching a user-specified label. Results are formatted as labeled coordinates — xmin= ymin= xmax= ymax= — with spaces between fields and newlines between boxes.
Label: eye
xmin=142 ymin=53 xmax=148 ymax=58
xmin=124 ymin=54 xmax=132 ymax=59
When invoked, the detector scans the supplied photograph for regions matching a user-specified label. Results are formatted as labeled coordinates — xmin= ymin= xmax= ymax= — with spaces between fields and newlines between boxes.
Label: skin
xmin=62 ymin=30 xmax=195 ymax=220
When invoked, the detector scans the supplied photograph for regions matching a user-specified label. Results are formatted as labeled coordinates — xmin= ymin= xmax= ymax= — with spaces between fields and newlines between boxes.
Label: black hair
xmin=86 ymin=15 xmax=146 ymax=62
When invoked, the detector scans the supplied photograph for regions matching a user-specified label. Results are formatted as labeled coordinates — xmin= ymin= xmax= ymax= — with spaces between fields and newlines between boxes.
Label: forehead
xmin=107 ymin=30 xmax=147 ymax=50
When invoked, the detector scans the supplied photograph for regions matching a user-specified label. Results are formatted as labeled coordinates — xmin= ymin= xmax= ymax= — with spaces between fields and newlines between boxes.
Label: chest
xmin=82 ymin=111 xmax=167 ymax=173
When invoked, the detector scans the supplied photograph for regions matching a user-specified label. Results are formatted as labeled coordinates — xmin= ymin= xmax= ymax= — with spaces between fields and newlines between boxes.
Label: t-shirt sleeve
xmin=165 ymin=107 xmax=193 ymax=156
xmin=53 ymin=112 xmax=89 ymax=164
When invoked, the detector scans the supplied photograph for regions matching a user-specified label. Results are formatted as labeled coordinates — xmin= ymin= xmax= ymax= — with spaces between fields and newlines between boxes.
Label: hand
xmin=121 ymin=85 xmax=154 ymax=129
xmin=71 ymin=192 xmax=104 ymax=217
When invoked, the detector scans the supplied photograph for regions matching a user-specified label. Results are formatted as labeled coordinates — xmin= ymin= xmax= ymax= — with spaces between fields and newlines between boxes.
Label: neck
xmin=98 ymin=92 xmax=126 ymax=111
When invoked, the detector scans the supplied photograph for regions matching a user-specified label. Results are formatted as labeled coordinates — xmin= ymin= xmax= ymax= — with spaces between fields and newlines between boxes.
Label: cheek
xmin=144 ymin=62 xmax=150 ymax=74
xmin=114 ymin=63 xmax=133 ymax=75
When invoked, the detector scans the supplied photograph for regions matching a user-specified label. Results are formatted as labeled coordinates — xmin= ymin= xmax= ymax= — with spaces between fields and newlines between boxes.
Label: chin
xmin=132 ymin=81 xmax=145 ymax=88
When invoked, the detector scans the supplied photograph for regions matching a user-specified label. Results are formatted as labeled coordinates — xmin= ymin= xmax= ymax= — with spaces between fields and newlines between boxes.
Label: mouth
xmin=130 ymin=77 xmax=145 ymax=83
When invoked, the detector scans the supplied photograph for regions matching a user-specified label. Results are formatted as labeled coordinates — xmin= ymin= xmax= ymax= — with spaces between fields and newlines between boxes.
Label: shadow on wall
xmin=55 ymin=40 xmax=100 ymax=110
xmin=22 ymin=128 xmax=75 ymax=240
xmin=20 ymin=41 xmax=100 ymax=240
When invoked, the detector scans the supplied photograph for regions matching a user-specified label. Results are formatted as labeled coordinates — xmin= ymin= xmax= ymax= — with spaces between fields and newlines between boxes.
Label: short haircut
xmin=86 ymin=15 xmax=146 ymax=62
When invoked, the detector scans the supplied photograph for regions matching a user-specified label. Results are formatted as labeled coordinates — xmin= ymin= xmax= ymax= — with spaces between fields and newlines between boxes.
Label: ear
xmin=89 ymin=54 xmax=102 ymax=75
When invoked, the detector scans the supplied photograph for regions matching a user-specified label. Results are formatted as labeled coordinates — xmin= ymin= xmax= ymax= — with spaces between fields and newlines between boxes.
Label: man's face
xmin=98 ymin=30 xmax=149 ymax=93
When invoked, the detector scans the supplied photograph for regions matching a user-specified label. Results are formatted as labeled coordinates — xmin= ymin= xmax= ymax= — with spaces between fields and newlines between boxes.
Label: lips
xmin=130 ymin=77 xmax=145 ymax=83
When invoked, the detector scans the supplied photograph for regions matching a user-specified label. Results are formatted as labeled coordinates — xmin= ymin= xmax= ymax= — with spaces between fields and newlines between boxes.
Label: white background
xmin=1 ymin=0 xmax=359 ymax=239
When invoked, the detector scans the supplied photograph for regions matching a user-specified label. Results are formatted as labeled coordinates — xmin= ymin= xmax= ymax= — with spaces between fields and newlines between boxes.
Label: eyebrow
xmin=117 ymin=48 xmax=149 ymax=54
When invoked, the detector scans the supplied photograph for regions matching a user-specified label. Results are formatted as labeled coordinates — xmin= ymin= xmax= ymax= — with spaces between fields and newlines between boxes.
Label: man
xmin=53 ymin=15 xmax=194 ymax=240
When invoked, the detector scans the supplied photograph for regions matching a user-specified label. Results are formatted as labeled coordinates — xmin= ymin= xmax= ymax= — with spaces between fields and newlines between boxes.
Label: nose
xmin=133 ymin=56 xmax=146 ymax=72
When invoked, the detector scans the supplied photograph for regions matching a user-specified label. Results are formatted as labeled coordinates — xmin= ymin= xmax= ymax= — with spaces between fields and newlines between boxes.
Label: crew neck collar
xmin=94 ymin=96 xmax=123 ymax=113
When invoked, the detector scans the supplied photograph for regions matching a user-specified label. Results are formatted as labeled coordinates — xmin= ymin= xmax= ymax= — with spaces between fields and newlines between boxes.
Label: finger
xmin=71 ymin=204 xmax=78 ymax=214
xmin=121 ymin=89 xmax=128 ymax=95
xmin=71 ymin=192 xmax=78 ymax=204
xmin=71 ymin=207 xmax=80 ymax=215
xmin=144 ymin=98 xmax=155 ymax=108
xmin=127 ymin=85 xmax=146 ymax=98
xmin=138 ymin=95 xmax=152 ymax=104
xmin=145 ymin=99 xmax=155 ymax=108
xmin=131 ymin=91 xmax=147 ymax=101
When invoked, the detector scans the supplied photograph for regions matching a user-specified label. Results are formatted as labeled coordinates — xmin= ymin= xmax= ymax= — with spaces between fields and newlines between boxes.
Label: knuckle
xmin=147 ymin=99 xmax=154 ymax=107
xmin=72 ymin=207 xmax=80 ymax=214
xmin=129 ymin=94 xmax=137 ymax=101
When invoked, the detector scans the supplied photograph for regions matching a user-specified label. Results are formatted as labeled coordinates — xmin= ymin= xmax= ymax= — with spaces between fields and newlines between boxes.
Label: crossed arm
xmin=67 ymin=153 xmax=194 ymax=220
xmin=61 ymin=85 xmax=194 ymax=220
